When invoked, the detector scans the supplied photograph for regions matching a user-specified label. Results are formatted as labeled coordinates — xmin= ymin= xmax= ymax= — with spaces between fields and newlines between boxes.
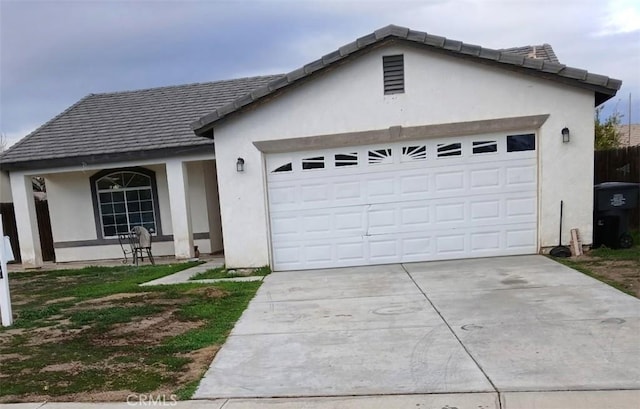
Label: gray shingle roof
xmin=499 ymin=44 xmax=560 ymax=64
xmin=192 ymin=25 xmax=622 ymax=136
xmin=0 ymin=75 xmax=282 ymax=169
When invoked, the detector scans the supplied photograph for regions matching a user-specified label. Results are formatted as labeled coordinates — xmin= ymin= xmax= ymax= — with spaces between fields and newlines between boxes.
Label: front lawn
xmin=0 ymin=262 xmax=262 ymax=402
xmin=554 ymin=234 xmax=639 ymax=298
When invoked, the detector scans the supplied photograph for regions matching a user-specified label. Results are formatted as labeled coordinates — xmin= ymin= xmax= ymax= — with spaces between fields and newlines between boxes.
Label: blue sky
xmin=1 ymin=0 xmax=639 ymax=148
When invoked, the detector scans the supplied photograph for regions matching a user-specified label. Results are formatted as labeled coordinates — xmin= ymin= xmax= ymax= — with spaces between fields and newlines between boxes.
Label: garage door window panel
xmin=507 ymin=134 xmax=536 ymax=152
xmin=273 ymin=163 xmax=293 ymax=173
xmin=335 ymin=153 xmax=358 ymax=167
xmin=368 ymin=149 xmax=393 ymax=164
xmin=437 ymin=143 xmax=462 ymax=157
xmin=472 ymin=141 xmax=498 ymax=154
xmin=401 ymin=145 xmax=427 ymax=162
xmin=302 ymin=156 xmax=325 ymax=170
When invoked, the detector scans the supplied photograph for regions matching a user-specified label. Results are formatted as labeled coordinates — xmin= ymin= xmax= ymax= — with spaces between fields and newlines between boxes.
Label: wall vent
xmin=383 ymin=55 xmax=404 ymax=94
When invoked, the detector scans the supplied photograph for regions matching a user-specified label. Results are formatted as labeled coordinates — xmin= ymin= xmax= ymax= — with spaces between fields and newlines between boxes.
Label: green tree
xmin=594 ymin=107 xmax=622 ymax=150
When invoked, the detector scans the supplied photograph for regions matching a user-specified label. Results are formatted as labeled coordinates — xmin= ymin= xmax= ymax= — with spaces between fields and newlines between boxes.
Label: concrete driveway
xmin=195 ymin=255 xmax=640 ymax=403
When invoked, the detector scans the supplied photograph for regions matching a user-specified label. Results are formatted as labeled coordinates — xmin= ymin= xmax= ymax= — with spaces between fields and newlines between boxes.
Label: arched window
xmin=90 ymin=168 xmax=159 ymax=238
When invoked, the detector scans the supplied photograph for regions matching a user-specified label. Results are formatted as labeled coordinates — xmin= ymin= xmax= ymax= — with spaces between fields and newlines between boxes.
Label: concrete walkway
xmin=140 ymin=258 xmax=263 ymax=286
xmin=193 ymin=255 xmax=640 ymax=407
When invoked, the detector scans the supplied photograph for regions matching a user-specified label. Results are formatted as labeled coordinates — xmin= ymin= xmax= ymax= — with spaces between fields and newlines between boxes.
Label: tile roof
xmin=616 ymin=124 xmax=640 ymax=147
xmin=498 ymin=44 xmax=560 ymax=64
xmin=0 ymin=75 xmax=282 ymax=169
xmin=192 ymin=25 xmax=622 ymax=136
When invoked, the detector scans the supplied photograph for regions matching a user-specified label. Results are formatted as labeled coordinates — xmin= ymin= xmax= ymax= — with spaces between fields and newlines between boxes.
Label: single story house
xmin=0 ymin=25 xmax=621 ymax=271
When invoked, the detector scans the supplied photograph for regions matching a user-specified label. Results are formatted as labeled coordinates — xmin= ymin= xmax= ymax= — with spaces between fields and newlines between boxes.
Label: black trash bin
xmin=593 ymin=182 xmax=640 ymax=249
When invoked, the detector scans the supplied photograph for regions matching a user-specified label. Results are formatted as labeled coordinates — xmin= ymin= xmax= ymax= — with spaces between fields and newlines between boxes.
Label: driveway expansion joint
xmin=401 ymin=263 xmax=502 ymax=404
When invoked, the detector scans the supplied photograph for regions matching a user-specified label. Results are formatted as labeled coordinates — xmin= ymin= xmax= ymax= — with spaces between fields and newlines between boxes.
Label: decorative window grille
xmin=437 ymin=143 xmax=462 ymax=157
xmin=302 ymin=156 xmax=325 ymax=170
xmin=273 ymin=163 xmax=293 ymax=172
xmin=335 ymin=153 xmax=358 ymax=167
xmin=472 ymin=141 xmax=498 ymax=154
xmin=368 ymin=148 xmax=393 ymax=164
xmin=401 ymin=145 xmax=427 ymax=161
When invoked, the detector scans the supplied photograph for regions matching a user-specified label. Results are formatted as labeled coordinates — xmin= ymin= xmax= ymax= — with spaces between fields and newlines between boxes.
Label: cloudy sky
xmin=1 ymin=0 xmax=639 ymax=148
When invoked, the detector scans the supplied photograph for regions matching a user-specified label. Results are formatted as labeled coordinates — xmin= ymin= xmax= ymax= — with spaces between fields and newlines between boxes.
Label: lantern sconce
xmin=561 ymin=127 xmax=570 ymax=143
xmin=236 ymin=157 xmax=245 ymax=172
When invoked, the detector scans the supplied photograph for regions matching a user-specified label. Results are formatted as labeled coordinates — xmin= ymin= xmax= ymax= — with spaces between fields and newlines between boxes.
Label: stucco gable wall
xmin=214 ymin=44 xmax=595 ymax=268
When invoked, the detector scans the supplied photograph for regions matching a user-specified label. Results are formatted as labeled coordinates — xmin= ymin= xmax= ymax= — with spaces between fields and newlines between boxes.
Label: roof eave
xmin=0 ymin=144 xmax=214 ymax=172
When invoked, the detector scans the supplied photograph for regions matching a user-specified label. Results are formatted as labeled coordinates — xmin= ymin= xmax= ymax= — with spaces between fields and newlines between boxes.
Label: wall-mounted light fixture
xmin=561 ymin=127 xmax=570 ymax=143
xmin=236 ymin=157 xmax=245 ymax=172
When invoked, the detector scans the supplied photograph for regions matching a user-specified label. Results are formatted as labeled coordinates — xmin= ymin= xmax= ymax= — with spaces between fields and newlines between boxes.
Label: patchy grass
xmin=553 ymin=232 xmax=639 ymax=298
xmin=190 ymin=265 xmax=271 ymax=280
xmin=557 ymin=258 xmax=636 ymax=297
xmin=0 ymin=262 xmax=262 ymax=403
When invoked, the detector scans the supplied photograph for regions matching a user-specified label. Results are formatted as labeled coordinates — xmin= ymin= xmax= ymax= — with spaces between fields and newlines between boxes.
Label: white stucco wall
xmin=187 ymin=161 xmax=211 ymax=236
xmin=203 ymin=160 xmax=224 ymax=253
xmin=46 ymin=171 xmax=99 ymax=242
xmin=42 ymin=158 xmax=217 ymax=262
xmin=213 ymin=43 xmax=596 ymax=268
xmin=0 ymin=171 xmax=11 ymax=203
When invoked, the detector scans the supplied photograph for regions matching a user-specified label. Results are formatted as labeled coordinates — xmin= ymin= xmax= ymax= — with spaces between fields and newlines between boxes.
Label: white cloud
xmin=596 ymin=0 xmax=640 ymax=36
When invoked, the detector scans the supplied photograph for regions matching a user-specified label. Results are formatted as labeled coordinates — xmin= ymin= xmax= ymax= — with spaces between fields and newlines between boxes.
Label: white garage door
xmin=266 ymin=131 xmax=538 ymax=271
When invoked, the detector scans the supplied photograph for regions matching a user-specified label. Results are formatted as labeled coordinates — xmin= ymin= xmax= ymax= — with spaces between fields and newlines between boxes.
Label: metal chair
xmin=130 ymin=226 xmax=155 ymax=266
xmin=118 ymin=226 xmax=155 ymax=266
xmin=118 ymin=232 xmax=134 ymax=264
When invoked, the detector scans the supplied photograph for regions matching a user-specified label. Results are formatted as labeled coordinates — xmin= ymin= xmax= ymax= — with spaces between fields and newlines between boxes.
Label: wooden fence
xmin=594 ymin=146 xmax=639 ymax=228
xmin=594 ymin=146 xmax=639 ymax=184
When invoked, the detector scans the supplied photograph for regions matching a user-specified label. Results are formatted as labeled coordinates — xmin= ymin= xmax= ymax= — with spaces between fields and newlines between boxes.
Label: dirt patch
xmin=25 ymin=325 xmax=87 ymax=347
xmin=65 ymin=292 xmax=159 ymax=312
xmin=45 ymin=297 xmax=77 ymax=305
xmin=184 ymin=286 xmax=229 ymax=299
xmin=570 ymin=254 xmax=640 ymax=298
xmin=98 ymin=310 xmax=204 ymax=346
xmin=0 ymin=353 xmax=27 ymax=363
xmin=176 ymin=345 xmax=220 ymax=383
xmin=78 ymin=292 xmax=155 ymax=305
xmin=41 ymin=361 xmax=85 ymax=373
